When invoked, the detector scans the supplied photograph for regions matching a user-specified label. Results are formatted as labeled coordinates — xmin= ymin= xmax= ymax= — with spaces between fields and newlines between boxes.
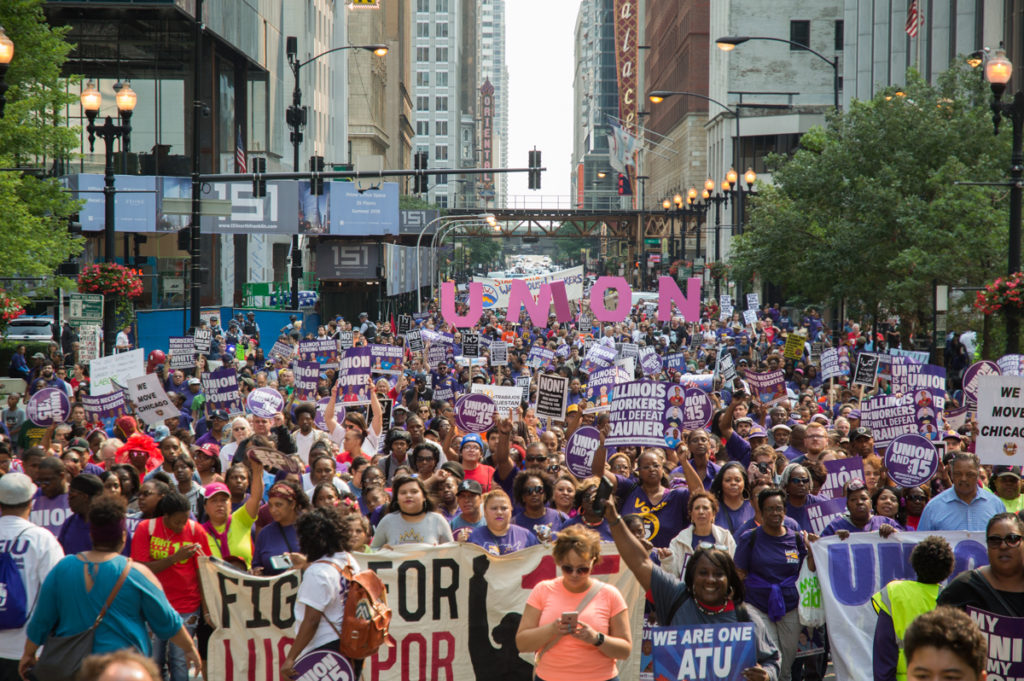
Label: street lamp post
xmin=285 ymin=38 xmax=388 ymax=311
xmin=433 ymin=220 xmax=499 ymax=300
xmin=716 ymin=35 xmax=840 ymax=111
xmin=983 ymin=48 xmax=1023 ymax=353
xmin=0 ymin=26 xmax=13 ymax=119
xmin=80 ymin=79 xmax=138 ymax=354
xmin=414 ymin=213 xmax=495 ymax=313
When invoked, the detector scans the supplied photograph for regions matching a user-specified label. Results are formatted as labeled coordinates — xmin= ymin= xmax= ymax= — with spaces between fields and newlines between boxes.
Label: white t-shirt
xmin=293 ymin=428 xmax=329 ymax=463
xmin=329 ymin=423 xmax=380 ymax=459
xmin=294 ymin=552 xmax=360 ymax=655
xmin=0 ymin=515 xmax=64 ymax=659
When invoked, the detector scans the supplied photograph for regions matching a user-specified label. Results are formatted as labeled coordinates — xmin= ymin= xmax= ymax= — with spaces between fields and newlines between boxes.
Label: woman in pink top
xmin=516 ymin=525 xmax=632 ymax=681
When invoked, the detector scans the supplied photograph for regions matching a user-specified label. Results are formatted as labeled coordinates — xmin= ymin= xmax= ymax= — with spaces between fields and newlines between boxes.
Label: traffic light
xmin=617 ymin=173 xmax=632 ymax=196
xmin=414 ymin=151 xmax=429 ymax=193
xmin=310 ymin=155 xmax=325 ymax=195
xmin=67 ymin=213 xmax=82 ymax=234
xmin=252 ymin=157 xmax=267 ymax=198
xmin=528 ymin=149 xmax=541 ymax=190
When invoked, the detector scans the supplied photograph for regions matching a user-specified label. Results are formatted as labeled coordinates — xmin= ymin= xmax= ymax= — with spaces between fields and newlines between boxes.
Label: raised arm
xmin=324 ymin=381 xmax=342 ymax=435
xmin=590 ymin=423 xmax=614 ymax=484
xmin=604 ymin=502 xmax=653 ymax=591
xmin=490 ymin=409 xmax=517 ymax=479
xmin=366 ymin=376 xmax=383 ymax=436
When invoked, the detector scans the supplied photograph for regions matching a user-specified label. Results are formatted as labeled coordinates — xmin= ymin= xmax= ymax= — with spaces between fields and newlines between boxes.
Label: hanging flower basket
xmin=78 ymin=263 xmax=144 ymax=325
xmin=0 ymin=291 xmax=25 ymax=335
xmin=707 ymin=261 xmax=731 ymax=281
xmin=974 ymin=272 xmax=1024 ymax=315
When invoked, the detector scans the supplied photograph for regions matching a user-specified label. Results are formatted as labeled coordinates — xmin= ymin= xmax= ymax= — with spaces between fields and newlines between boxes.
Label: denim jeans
xmin=153 ymin=608 xmax=200 ymax=681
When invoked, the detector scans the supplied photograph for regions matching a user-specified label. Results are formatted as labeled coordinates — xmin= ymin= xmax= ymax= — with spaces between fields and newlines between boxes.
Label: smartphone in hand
xmin=560 ymin=611 xmax=579 ymax=630
xmin=269 ymin=554 xmax=293 ymax=571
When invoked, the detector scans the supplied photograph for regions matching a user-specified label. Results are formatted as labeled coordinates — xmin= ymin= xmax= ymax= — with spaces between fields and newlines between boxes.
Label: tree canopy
xmin=0 ymin=0 xmax=82 ymax=299
xmin=731 ymin=65 xmax=1010 ymax=330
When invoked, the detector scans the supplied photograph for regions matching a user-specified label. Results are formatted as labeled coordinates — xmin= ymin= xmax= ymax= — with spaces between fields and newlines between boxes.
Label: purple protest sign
xmin=966 ymin=607 xmax=1024 ymax=681
xmin=581 ymin=344 xmax=616 ymax=374
xmin=292 ymin=650 xmax=355 ymax=681
xmin=565 ymin=426 xmax=601 ymax=479
xmin=805 ymin=496 xmax=850 ymax=535
xmin=369 ymin=344 xmax=405 ymax=374
xmin=998 ymin=354 xmax=1024 ymax=376
xmin=26 ymin=388 xmax=70 ymax=427
xmin=963 ymin=360 xmax=1001 ymax=406
xmin=818 ymin=458 xmax=865 ymax=500
xmin=583 ymin=366 xmax=629 ymax=414
xmin=246 ymin=387 xmax=284 ymax=418
xmin=884 ymin=433 xmax=939 ymax=488
xmin=201 ymin=367 xmax=244 ymax=416
xmin=298 ymin=338 xmax=341 ymax=368
xmin=681 ymin=388 xmax=713 ymax=430
xmin=314 ymin=397 xmax=341 ymax=431
xmin=81 ymin=391 xmax=127 ymax=423
xmin=454 ymin=393 xmax=496 ymax=433
xmin=292 ymin=360 xmax=321 ymax=402
xmin=337 ymin=347 xmax=372 ymax=405
xmin=607 ymin=381 xmax=686 ymax=449
xmin=639 ymin=347 xmax=662 ymax=376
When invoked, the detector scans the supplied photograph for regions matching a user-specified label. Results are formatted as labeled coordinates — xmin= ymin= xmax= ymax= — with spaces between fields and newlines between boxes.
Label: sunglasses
xmin=524 ymin=485 xmax=544 ymax=495
xmin=525 ymin=456 xmax=547 ymax=463
xmin=986 ymin=534 xmax=1023 ymax=548
xmin=789 ymin=477 xmax=810 ymax=485
xmin=560 ymin=565 xmax=591 ymax=576
xmin=907 ymin=494 xmax=928 ymax=502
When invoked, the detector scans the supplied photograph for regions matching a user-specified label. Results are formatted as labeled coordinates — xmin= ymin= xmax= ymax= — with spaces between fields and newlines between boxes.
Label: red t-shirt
xmin=131 ymin=516 xmax=211 ymax=614
xmin=462 ymin=463 xmax=495 ymax=492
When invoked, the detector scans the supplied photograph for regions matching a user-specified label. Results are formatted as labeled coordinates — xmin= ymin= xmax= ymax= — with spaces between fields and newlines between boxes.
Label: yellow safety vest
xmin=871 ymin=580 xmax=940 ymax=681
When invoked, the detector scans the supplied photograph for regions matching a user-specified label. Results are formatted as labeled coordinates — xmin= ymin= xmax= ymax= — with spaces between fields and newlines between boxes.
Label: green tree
xmin=0 ymin=0 xmax=82 ymax=299
xmin=731 ymin=66 xmax=1008 ymax=335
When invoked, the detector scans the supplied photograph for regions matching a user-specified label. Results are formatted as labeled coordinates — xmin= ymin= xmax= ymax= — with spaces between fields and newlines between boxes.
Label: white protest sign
xmin=489 ymin=341 xmax=508 ymax=366
xmin=90 ymin=349 xmax=145 ymax=396
xmin=125 ymin=373 xmax=178 ymax=426
xmin=471 ymin=383 xmax=523 ymax=421
xmin=746 ymin=292 xmax=759 ymax=309
xmin=976 ymin=374 xmax=1024 ymax=464
xmin=535 ymin=373 xmax=569 ymax=421
xmin=742 ymin=309 xmax=757 ymax=326
xmin=168 ymin=337 xmax=196 ymax=370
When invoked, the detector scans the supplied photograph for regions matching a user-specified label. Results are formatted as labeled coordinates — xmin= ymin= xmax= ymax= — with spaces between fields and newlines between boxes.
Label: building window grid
xmin=790 ymin=20 xmax=810 ymax=50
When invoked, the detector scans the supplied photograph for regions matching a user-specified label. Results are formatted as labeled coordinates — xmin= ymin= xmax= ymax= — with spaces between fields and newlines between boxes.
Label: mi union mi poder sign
xmin=441 ymin=276 xmax=701 ymax=328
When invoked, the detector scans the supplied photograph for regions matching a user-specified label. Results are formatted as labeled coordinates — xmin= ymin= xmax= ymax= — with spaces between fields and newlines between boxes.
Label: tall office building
xmin=476 ymin=0 xmax=508 ymax=206
xmin=412 ymin=0 xmax=472 ymax=208
xmin=571 ymin=0 xmax=621 ymax=210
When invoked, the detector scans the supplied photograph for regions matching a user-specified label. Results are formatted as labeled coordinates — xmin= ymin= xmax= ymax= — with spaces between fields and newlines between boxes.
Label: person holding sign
xmin=937 ymin=512 xmax=1024 ymax=617
xmin=820 ymin=478 xmax=901 ymax=538
xmin=602 ymin=499 xmax=779 ymax=681
xmin=515 ymin=525 xmax=632 ymax=681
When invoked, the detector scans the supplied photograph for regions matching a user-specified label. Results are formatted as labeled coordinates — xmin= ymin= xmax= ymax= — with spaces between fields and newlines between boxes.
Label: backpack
xmin=322 ymin=561 xmax=393 ymax=660
xmin=0 ymin=528 xmax=31 ymax=629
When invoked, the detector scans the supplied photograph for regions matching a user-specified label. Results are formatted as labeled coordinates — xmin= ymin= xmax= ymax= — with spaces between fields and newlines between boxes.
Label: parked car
xmin=3 ymin=316 xmax=55 ymax=342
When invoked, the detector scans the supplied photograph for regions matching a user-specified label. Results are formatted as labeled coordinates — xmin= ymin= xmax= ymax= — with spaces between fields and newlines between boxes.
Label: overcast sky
xmin=505 ymin=0 xmax=582 ymax=205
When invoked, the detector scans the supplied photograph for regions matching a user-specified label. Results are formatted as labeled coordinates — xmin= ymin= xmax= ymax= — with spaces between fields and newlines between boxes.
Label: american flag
xmin=905 ymin=0 xmax=920 ymax=38
xmin=235 ymin=125 xmax=247 ymax=173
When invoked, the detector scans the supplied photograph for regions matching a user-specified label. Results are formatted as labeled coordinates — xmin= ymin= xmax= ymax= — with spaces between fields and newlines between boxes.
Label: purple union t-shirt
xmin=30 ymin=491 xmax=70 ymax=536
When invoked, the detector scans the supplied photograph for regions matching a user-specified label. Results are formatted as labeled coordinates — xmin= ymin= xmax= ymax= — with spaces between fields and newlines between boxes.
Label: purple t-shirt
xmin=57 ymin=513 xmax=133 ymax=556
xmin=715 ymin=502 xmax=755 ymax=536
xmin=468 ymin=524 xmax=539 ymax=555
xmin=559 ymin=516 xmax=614 ymax=541
xmin=724 ymin=431 xmax=752 ymax=467
xmin=29 ymin=491 xmax=70 ymax=536
xmin=252 ymin=521 xmax=298 ymax=575
xmin=734 ymin=526 xmax=806 ymax=614
xmin=614 ymin=474 xmax=691 ymax=548
xmin=821 ymin=514 xmax=903 ymax=537
xmin=786 ymin=494 xmax=827 ymax=533
xmin=669 ymin=461 xmax=720 ymax=490
xmin=513 ymin=508 xmax=567 ymax=535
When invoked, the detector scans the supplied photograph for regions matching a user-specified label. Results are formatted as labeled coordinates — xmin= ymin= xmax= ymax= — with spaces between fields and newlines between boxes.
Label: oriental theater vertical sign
xmin=479 ymin=79 xmax=495 ymax=202
xmin=614 ymin=0 xmax=639 ymax=207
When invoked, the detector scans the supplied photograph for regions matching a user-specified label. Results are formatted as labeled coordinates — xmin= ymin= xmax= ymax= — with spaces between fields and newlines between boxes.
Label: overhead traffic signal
xmin=528 ymin=149 xmax=542 ymax=190
xmin=414 ymin=151 xmax=429 ymax=193
xmin=617 ymin=173 xmax=632 ymax=196
xmin=252 ymin=156 xmax=267 ymax=198
xmin=310 ymin=155 xmax=325 ymax=195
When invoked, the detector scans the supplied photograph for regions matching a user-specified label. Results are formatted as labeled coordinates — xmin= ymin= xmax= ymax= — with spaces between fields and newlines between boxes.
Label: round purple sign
xmin=681 ymin=388 xmax=713 ymax=430
xmin=246 ymin=387 xmax=285 ymax=418
xmin=314 ymin=397 xmax=342 ymax=431
xmin=963 ymin=360 xmax=1001 ymax=405
xmin=292 ymin=650 xmax=355 ymax=681
xmin=565 ymin=426 xmax=601 ymax=479
xmin=884 ymin=433 xmax=939 ymax=488
xmin=454 ymin=393 xmax=496 ymax=433
xmin=25 ymin=388 xmax=70 ymax=427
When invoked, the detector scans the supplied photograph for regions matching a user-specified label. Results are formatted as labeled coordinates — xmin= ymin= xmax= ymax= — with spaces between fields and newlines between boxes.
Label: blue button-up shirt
xmin=917 ymin=486 xmax=1006 ymax=531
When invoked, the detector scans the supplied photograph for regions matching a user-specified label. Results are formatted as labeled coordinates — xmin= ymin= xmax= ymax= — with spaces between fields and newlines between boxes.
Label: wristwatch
xmin=593 ymin=633 xmax=605 ymax=647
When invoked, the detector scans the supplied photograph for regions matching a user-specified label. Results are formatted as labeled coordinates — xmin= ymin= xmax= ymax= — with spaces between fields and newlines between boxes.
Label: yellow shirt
xmin=207 ymin=504 xmax=257 ymax=568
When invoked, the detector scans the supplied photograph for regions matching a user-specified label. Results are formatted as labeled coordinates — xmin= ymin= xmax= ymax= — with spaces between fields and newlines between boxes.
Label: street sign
xmin=161 ymin=197 xmax=233 ymax=217
xmin=644 ymin=238 xmax=660 ymax=246
xmin=68 ymin=293 xmax=103 ymax=323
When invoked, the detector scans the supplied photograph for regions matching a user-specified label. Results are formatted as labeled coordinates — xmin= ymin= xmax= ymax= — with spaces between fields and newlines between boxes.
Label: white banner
xmin=472 ymin=266 xmax=585 ymax=310
xmin=125 ymin=373 xmax=178 ymax=426
xmin=198 ymin=543 xmax=645 ymax=681
xmin=810 ymin=531 xmax=988 ymax=681
xmin=89 ymin=349 xmax=145 ymax=396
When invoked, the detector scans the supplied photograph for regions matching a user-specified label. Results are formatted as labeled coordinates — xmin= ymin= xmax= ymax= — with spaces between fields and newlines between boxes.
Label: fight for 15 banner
xmin=198 ymin=544 xmax=645 ymax=681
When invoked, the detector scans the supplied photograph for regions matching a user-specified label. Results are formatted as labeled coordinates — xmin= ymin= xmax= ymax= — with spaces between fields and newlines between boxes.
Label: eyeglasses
xmin=525 ymin=456 xmax=547 ymax=463
xmin=907 ymin=494 xmax=928 ymax=502
xmin=986 ymin=534 xmax=1023 ymax=548
xmin=524 ymin=485 xmax=544 ymax=495
xmin=789 ymin=477 xmax=810 ymax=485
xmin=560 ymin=565 xmax=591 ymax=576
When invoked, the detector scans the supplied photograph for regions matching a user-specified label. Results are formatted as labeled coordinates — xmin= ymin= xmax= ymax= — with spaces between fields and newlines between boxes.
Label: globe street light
xmin=80 ymin=79 xmax=139 ymax=354
xmin=0 ymin=26 xmax=13 ymax=119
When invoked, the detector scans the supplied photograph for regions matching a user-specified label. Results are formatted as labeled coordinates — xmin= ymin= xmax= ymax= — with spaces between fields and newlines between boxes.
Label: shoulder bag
xmin=31 ymin=557 xmax=133 ymax=681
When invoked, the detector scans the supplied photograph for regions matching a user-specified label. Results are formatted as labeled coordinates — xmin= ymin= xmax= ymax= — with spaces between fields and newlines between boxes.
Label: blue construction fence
xmin=135 ymin=307 xmax=321 ymax=359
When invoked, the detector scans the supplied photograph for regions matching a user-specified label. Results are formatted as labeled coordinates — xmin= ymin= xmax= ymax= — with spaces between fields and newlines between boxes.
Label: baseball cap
xmin=191 ymin=442 xmax=221 ymax=458
xmin=456 ymin=480 xmax=483 ymax=496
xmin=460 ymin=433 xmax=484 ymax=450
xmin=204 ymin=482 xmax=231 ymax=499
xmin=69 ymin=474 xmax=104 ymax=497
xmin=210 ymin=409 xmax=230 ymax=421
xmin=942 ymin=429 xmax=966 ymax=441
xmin=31 ymin=352 xmax=45 ymax=359
xmin=566 ymin=404 xmax=579 ymax=414
xmin=440 ymin=461 xmax=465 ymax=480
xmin=771 ymin=423 xmax=792 ymax=433
xmin=735 ymin=416 xmax=753 ymax=424
xmin=847 ymin=409 xmax=862 ymax=420
xmin=67 ymin=437 xmax=90 ymax=452
xmin=993 ymin=465 xmax=1022 ymax=480
xmin=810 ymin=413 xmax=830 ymax=425
xmin=0 ymin=473 xmax=36 ymax=505
xmin=187 ymin=377 xmax=201 ymax=385
xmin=393 ymin=405 xmax=410 ymax=414
xmin=748 ymin=425 xmax=768 ymax=439
xmin=851 ymin=426 xmax=873 ymax=440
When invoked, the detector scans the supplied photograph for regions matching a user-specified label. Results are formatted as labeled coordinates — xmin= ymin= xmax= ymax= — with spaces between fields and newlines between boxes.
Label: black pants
xmin=0 ymin=657 xmax=20 ymax=681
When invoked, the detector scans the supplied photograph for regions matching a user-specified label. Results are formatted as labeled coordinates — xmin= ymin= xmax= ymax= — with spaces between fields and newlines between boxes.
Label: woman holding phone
xmin=516 ymin=525 xmax=632 ymax=681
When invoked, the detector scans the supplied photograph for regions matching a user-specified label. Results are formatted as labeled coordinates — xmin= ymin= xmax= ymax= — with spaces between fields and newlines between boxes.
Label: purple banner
xmin=565 ymin=426 xmax=600 ymax=479
xmin=26 ymin=388 xmax=70 ymax=427
xmin=745 ymin=370 xmax=787 ymax=406
xmin=269 ymin=340 xmax=295 ymax=362
xmin=370 ymin=344 xmax=405 ymax=374
xmin=606 ymin=381 xmax=685 ymax=449
xmin=298 ymin=338 xmax=340 ymax=369
xmin=292 ymin=360 xmax=321 ymax=402
xmin=338 ymin=347 xmax=372 ymax=405
xmin=819 ymin=458 xmax=865 ymax=500
xmin=246 ymin=387 xmax=284 ymax=418
xmin=966 ymin=607 xmax=1024 ymax=681
xmin=998 ymin=354 xmax=1024 ymax=376
xmin=861 ymin=394 xmax=918 ymax=450
xmin=884 ymin=433 xmax=939 ymax=488
xmin=201 ymin=367 xmax=244 ymax=417
xmin=81 ymin=391 xmax=128 ymax=422
xmin=681 ymin=388 xmax=713 ymax=430
xmin=890 ymin=362 xmax=946 ymax=396
xmin=454 ymin=393 xmax=496 ymax=433
xmin=805 ymin=496 xmax=850 ymax=535
xmin=963 ymin=360 xmax=1001 ymax=406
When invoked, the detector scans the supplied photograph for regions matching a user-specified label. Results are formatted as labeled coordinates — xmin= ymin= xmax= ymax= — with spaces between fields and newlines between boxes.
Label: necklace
xmin=694 ymin=598 xmax=734 ymax=616
xmin=581 ymin=516 xmax=603 ymax=527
